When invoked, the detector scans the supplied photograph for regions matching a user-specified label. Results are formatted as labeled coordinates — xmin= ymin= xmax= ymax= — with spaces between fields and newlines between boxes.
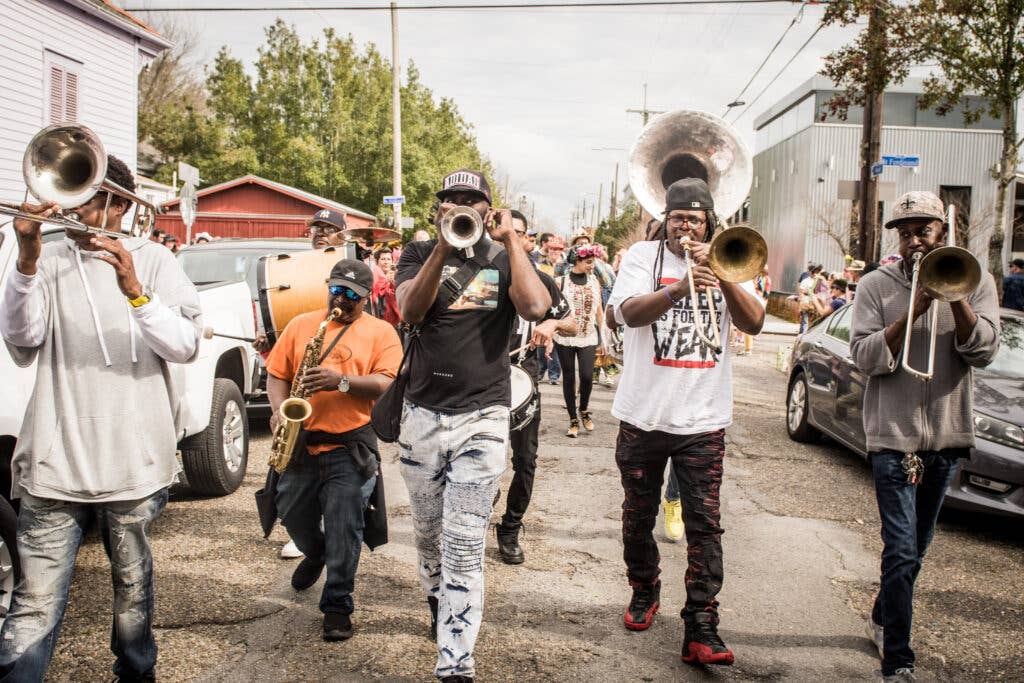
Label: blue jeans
xmin=276 ymin=446 xmax=375 ymax=616
xmin=870 ymin=449 xmax=959 ymax=675
xmin=537 ymin=346 xmax=561 ymax=381
xmin=0 ymin=489 xmax=168 ymax=682
xmin=398 ymin=400 xmax=508 ymax=679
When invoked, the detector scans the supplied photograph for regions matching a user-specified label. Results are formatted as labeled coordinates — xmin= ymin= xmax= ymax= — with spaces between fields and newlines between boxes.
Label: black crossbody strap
xmin=318 ymin=322 xmax=353 ymax=364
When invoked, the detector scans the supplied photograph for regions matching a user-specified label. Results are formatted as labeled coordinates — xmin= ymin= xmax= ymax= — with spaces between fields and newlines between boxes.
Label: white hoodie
xmin=0 ymin=237 xmax=201 ymax=502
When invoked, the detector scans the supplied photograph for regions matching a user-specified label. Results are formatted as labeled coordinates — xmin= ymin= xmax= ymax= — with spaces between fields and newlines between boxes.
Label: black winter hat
xmin=664 ymin=178 xmax=714 ymax=214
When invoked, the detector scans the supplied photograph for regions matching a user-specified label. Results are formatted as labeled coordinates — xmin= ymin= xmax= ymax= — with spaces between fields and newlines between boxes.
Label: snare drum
xmin=257 ymin=246 xmax=346 ymax=344
xmin=509 ymin=364 xmax=540 ymax=432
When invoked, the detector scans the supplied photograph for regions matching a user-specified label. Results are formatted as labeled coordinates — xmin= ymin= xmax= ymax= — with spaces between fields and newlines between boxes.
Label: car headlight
xmin=973 ymin=412 xmax=1024 ymax=450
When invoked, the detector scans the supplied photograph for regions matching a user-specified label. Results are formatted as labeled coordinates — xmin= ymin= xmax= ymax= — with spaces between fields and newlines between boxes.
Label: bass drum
xmin=509 ymin=364 xmax=540 ymax=432
xmin=257 ymin=246 xmax=346 ymax=345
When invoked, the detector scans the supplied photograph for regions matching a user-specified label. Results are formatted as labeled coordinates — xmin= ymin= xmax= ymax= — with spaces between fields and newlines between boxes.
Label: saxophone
xmin=268 ymin=308 xmax=342 ymax=473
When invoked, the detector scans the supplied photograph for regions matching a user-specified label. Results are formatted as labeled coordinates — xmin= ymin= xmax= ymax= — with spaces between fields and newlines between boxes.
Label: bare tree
xmin=138 ymin=17 xmax=206 ymax=143
xmin=810 ymin=199 xmax=855 ymax=259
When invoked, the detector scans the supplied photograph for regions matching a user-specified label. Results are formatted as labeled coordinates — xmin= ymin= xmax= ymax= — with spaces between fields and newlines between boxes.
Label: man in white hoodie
xmin=0 ymin=155 xmax=201 ymax=682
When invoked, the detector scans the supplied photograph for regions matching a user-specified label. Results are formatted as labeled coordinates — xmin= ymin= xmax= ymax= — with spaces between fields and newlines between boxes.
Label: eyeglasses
xmin=311 ymin=223 xmax=341 ymax=235
xmin=666 ymin=215 xmax=707 ymax=229
xmin=328 ymin=285 xmax=362 ymax=300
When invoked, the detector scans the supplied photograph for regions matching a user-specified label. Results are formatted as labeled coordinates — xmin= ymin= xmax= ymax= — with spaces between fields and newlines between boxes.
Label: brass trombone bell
xmin=917 ymin=246 xmax=982 ymax=303
xmin=707 ymin=225 xmax=768 ymax=284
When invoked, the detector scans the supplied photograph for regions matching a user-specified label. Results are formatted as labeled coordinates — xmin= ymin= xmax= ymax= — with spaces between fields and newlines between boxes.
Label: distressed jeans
xmin=398 ymin=400 xmax=508 ymax=679
xmin=870 ymin=449 xmax=959 ymax=676
xmin=0 ymin=489 xmax=168 ymax=683
xmin=276 ymin=446 xmax=376 ymax=616
xmin=615 ymin=423 xmax=726 ymax=618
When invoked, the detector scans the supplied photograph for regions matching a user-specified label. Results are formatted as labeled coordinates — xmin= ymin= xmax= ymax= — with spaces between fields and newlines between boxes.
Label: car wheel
xmin=786 ymin=371 xmax=820 ymax=443
xmin=0 ymin=497 xmax=20 ymax=628
xmin=180 ymin=378 xmax=249 ymax=496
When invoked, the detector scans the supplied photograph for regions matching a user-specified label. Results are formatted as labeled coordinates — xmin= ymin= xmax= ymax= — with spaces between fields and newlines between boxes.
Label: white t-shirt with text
xmin=608 ymin=240 xmax=764 ymax=435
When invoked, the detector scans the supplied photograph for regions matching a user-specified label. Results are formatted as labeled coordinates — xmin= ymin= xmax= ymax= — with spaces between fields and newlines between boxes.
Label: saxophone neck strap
xmin=318 ymin=321 xmax=353 ymax=364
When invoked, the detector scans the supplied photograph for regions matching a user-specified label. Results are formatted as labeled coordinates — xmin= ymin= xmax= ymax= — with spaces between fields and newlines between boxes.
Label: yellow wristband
xmin=127 ymin=293 xmax=150 ymax=308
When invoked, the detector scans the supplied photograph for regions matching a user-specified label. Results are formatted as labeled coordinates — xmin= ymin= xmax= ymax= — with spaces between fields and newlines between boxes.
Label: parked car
xmin=785 ymin=304 xmax=1024 ymax=519
xmin=176 ymin=238 xmax=355 ymax=415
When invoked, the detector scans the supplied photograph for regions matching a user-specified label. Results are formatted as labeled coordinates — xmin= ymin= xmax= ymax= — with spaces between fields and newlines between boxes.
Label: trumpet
xmin=901 ymin=204 xmax=982 ymax=381
xmin=680 ymin=226 xmax=768 ymax=353
xmin=0 ymin=124 xmax=160 ymax=239
xmin=439 ymin=205 xmax=484 ymax=256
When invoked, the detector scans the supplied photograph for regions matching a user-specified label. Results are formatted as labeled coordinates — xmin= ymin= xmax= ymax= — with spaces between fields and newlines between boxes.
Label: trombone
xmin=680 ymin=226 xmax=768 ymax=353
xmin=900 ymin=204 xmax=982 ymax=381
xmin=0 ymin=124 xmax=160 ymax=240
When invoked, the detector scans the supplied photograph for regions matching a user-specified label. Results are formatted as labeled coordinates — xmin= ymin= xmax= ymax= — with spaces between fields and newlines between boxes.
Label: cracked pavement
xmin=46 ymin=329 xmax=1022 ymax=681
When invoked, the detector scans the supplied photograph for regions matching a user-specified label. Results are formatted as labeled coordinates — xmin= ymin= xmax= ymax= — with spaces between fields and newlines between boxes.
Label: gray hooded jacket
xmin=850 ymin=261 xmax=1000 ymax=454
xmin=1 ymin=237 xmax=201 ymax=502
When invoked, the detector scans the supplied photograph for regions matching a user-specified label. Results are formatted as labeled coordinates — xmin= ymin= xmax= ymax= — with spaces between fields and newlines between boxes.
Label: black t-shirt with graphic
xmin=509 ymin=270 xmax=572 ymax=377
xmin=396 ymin=239 xmax=517 ymax=413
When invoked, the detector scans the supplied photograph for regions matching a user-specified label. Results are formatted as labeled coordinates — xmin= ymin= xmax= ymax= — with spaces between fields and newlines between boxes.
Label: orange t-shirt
xmin=266 ymin=309 xmax=402 ymax=454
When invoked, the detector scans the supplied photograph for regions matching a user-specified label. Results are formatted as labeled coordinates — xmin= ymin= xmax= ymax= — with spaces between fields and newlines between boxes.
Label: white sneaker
xmin=280 ymin=539 xmax=304 ymax=559
xmin=877 ymin=668 xmax=915 ymax=682
xmin=866 ymin=615 xmax=884 ymax=659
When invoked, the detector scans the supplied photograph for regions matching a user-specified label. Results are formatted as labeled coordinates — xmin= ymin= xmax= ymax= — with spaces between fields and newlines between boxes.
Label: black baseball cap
xmin=327 ymin=259 xmax=373 ymax=297
xmin=436 ymin=169 xmax=492 ymax=205
xmin=307 ymin=208 xmax=347 ymax=230
xmin=664 ymin=178 xmax=714 ymax=213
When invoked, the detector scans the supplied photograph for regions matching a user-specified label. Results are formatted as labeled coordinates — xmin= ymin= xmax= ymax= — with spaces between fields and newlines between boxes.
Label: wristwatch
xmin=337 ymin=375 xmax=351 ymax=393
xmin=127 ymin=291 xmax=152 ymax=308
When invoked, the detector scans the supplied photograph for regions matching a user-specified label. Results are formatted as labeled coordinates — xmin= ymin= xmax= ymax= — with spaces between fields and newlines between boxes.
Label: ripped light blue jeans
xmin=0 ymin=489 xmax=168 ymax=683
xmin=398 ymin=400 xmax=508 ymax=680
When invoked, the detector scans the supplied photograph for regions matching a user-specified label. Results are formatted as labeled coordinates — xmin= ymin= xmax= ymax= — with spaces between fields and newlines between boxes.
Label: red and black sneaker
xmin=623 ymin=579 xmax=661 ymax=631
xmin=681 ymin=611 xmax=734 ymax=666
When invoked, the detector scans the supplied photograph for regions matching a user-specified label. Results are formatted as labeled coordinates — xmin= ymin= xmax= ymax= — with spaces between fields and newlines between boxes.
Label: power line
xmin=728 ymin=21 xmax=824 ymax=125
xmin=126 ymin=0 xmax=828 ymax=12
xmin=720 ymin=1 xmax=806 ymax=118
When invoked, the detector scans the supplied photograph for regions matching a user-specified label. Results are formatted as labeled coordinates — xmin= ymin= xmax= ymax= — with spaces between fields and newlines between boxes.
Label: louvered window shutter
xmin=49 ymin=65 xmax=64 ymax=124
xmin=64 ymin=72 xmax=78 ymax=122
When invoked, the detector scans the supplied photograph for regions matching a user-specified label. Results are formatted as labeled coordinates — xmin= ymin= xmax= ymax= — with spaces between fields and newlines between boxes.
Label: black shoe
xmin=681 ymin=611 xmax=734 ymax=665
xmin=323 ymin=612 xmax=353 ymax=641
xmin=428 ymin=596 xmax=439 ymax=640
xmin=291 ymin=557 xmax=325 ymax=591
xmin=440 ymin=677 xmax=473 ymax=682
xmin=623 ymin=579 xmax=661 ymax=631
xmin=496 ymin=525 xmax=525 ymax=565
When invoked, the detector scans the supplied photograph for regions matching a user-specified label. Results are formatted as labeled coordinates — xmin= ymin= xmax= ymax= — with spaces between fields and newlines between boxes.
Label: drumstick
xmin=203 ymin=327 xmax=256 ymax=343
xmin=509 ymin=343 xmax=532 ymax=358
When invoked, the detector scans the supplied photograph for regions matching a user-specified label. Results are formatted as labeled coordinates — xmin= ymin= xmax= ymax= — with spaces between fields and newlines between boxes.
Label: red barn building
xmin=157 ymin=174 xmax=376 ymax=241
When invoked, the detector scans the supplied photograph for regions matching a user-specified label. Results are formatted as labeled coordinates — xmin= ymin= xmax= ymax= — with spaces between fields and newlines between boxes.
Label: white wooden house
xmin=0 ymin=0 xmax=170 ymax=201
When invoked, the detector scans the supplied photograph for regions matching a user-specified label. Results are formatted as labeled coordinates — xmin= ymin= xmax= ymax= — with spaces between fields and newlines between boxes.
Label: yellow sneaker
xmin=567 ymin=419 xmax=579 ymax=438
xmin=663 ymin=499 xmax=684 ymax=540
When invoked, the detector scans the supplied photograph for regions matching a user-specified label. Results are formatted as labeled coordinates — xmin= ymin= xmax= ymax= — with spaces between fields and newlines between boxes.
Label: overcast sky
xmin=129 ymin=1 xmax=868 ymax=232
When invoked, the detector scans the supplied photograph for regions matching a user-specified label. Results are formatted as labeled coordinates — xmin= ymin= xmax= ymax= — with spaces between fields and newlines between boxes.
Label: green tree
xmin=143 ymin=20 xmax=494 ymax=232
xmin=914 ymin=0 xmax=1024 ymax=288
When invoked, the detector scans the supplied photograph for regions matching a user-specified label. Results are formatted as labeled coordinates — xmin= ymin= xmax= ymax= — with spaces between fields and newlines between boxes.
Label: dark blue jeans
xmin=870 ymin=449 xmax=959 ymax=675
xmin=0 ymin=489 xmax=168 ymax=683
xmin=276 ymin=446 xmax=375 ymax=616
xmin=536 ymin=346 xmax=561 ymax=381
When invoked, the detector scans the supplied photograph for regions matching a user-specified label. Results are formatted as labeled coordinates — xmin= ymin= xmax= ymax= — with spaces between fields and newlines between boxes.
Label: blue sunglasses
xmin=328 ymin=285 xmax=362 ymax=300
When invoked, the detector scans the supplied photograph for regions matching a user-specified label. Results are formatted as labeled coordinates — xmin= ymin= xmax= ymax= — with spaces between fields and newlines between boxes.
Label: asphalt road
xmin=45 ymin=331 xmax=1023 ymax=682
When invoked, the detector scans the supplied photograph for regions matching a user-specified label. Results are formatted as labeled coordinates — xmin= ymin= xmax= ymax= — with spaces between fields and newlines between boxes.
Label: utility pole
xmin=530 ymin=202 xmax=535 ymax=226
xmin=610 ymin=162 xmax=619 ymax=219
xmin=856 ymin=0 xmax=884 ymax=261
xmin=390 ymin=2 xmax=402 ymax=227
xmin=627 ymin=83 xmax=665 ymax=127
xmin=595 ymin=183 xmax=603 ymax=227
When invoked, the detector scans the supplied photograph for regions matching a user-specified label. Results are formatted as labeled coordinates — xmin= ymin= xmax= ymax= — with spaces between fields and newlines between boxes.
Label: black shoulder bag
xmin=371 ymin=242 xmax=502 ymax=442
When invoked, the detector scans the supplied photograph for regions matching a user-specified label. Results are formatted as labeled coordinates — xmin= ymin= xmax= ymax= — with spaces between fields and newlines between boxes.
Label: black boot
xmin=428 ymin=596 xmax=439 ymax=640
xmin=496 ymin=525 xmax=525 ymax=565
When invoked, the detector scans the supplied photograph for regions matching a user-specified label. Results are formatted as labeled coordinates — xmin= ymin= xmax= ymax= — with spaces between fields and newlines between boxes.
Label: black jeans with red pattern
xmin=615 ymin=422 xmax=726 ymax=619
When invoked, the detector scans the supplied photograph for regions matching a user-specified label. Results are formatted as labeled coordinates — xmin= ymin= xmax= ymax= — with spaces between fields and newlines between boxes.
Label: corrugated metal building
xmin=749 ymin=76 xmax=1012 ymax=291
xmin=157 ymin=175 xmax=376 ymax=241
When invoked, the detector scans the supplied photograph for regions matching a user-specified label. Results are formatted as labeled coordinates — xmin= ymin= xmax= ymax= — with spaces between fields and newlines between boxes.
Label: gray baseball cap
xmin=885 ymin=191 xmax=945 ymax=229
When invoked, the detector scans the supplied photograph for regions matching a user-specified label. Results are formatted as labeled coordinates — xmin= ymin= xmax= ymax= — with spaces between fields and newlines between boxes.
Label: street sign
xmin=177 ymin=161 xmax=200 ymax=186
xmin=383 ymin=195 xmax=405 ymax=205
xmin=882 ymin=155 xmax=920 ymax=167
xmin=871 ymin=162 xmax=884 ymax=177
xmin=400 ymin=216 xmax=415 ymax=229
